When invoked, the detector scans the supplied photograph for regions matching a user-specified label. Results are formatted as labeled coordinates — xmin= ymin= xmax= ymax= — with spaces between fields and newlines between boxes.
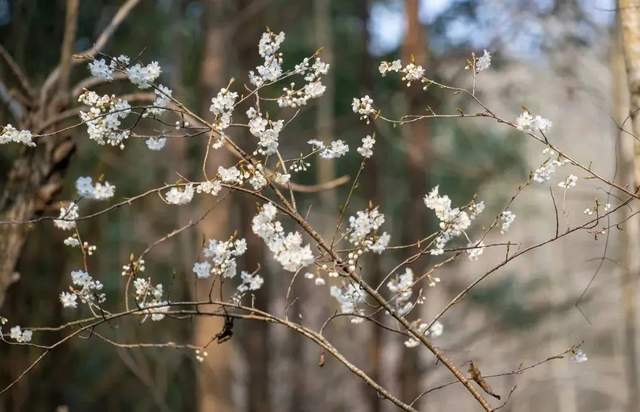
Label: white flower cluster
xmin=75 ymin=176 xmax=115 ymax=200
xmin=307 ymin=139 xmax=349 ymax=159
xmin=515 ymin=110 xmax=552 ymax=134
xmin=61 ymin=270 xmax=105 ymax=307
xmin=237 ymin=270 xmax=264 ymax=293
xmin=499 ymin=210 xmax=516 ymax=234
xmin=347 ymin=207 xmax=390 ymax=255
xmin=250 ymin=30 xmax=285 ymax=87
xmin=404 ymin=320 xmax=443 ymax=348
xmin=466 ymin=241 xmax=485 ymax=261
xmin=533 ymin=148 xmax=569 ymax=183
xmin=278 ymin=57 xmax=329 ymax=107
xmin=126 ymin=61 xmax=162 ymax=89
xmin=196 ymin=179 xmax=223 ymax=196
xmin=378 ymin=59 xmax=427 ymax=87
xmin=247 ymin=107 xmax=284 ymax=155
xmin=218 ymin=165 xmax=243 ymax=185
xmin=465 ymin=50 xmax=492 ymax=73
xmin=330 ymin=283 xmax=366 ymax=323
xmin=357 ymin=135 xmax=375 ymax=158
xmin=252 ymin=203 xmax=314 ymax=272
xmin=558 ymin=174 xmax=578 ymax=189
xmin=145 ymin=137 xmax=167 ymax=151
xmin=352 ymin=95 xmax=376 ymax=122
xmin=303 ymin=271 xmax=326 ymax=286
xmin=192 ymin=238 xmax=247 ymax=279
xmin=210 ymin=87 xmax=238 ymax=133
xmin=87 ymin=55 xmax=130 ymax=81
xmin=571 ymin=348 xmax=588 ymax=363
xmin=424 ymin=186 xmax=483 ymax=255
xmin=165 ymin=184 xmax=194 ymax=205
xmin=146 ymin=84 xmax=172 ymax=117
xmin=133 ymin=277 xmax=169 ymax=321
xmin=0 ymin=124 xmax=35 ymax=147
xmin=387 ymin=268 xmax=415 ymax=317
xmin=78 ymin=91 xmax=132 ymax=148
xmin=8 ymin=325 xmax=32 ymax=343
xmin=54 ymin=202 xmax=79 ymax=231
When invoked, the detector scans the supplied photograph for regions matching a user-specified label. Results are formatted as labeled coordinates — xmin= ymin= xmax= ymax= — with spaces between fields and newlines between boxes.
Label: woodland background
xmin=0 ymin=0 xmax=632 ymax=411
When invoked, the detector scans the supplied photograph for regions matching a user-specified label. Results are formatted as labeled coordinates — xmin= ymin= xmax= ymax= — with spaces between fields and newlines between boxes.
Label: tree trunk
xmin=399 ymin=0 xmax=431 ymax=405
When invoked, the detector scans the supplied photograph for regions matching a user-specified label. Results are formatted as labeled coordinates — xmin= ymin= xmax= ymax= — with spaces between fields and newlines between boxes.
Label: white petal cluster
xmin=252 ymin=203 xmax=314 ymax=272
xmin=515 ymin=110 xmax=552 ymax=133
xmin=347 ymin=207 xmax=390 ymax=254
xmin=308 ymin=139 xmax=349 ymax=159
xmin=357 ymin=135 xmax=375 ymax=158
xmin=9 ymin=326 xmax=32 ymax=343
xmin=78 ymin=91 xmax=132 ymax=148
xmin=558 ymin=174 xmax=578 ymax=189
xmin=196 ymin=179 xmax=222 ymax=196
xmin=571 ymin=348 xmax=588 ymax=363
xmin=476 ymin=50 xmax=492 ymax=72
xmin=75 ymin=176 xmax=115 ymax=200
xmin=247 ymin=107 xmax=284 ymax=155
xmin=59 ymin=291 xmax=78 ymax=308
xmin=352 ymin=95 xmax=376 ymax=122
xmin=237 ymin=271 xmax=264 ymax=293
xmin=133 ymin=277 xmax=169 ymax=321
xmin=404 ymin=320 xmax=443 ymax=348
xmin=330 ymin=283 xmax=366 ymax=323
xmin=210 ymin=87 xmax=238 ymax=132
xmin=88 ymin=59 xmax=114 ymax=81
xmin=533 ymin=148 xmax=569 ymax=183
xmin=54 ymin=202 xmax=79 ymax=231
xmin=467 ymin=241 xmax=485 ymax=261
xmin=126 ymin=61 xmax=161 ymax=89
xmin=278 ymin=57 xmax=329 ymax=107
xmin=0 ymin=124 xmax=35 ymax=147
xmin=499 ymin=210 xmax=516 ymax=234
xmin=250 ymin=30 xmax=285 ymax=87
xmin=218 ymin=165 xmax=243 ymax=185
xmin=247 ymin=164 xmax=268 ymax=191
xmin=145 ymin=137 xmax=167 ymax=151
xmin=378 ymin=59 xmax=402 ymax=76
xmin=193 ymin=238 xmax=247 ymax=279
xmin=424 ymin=186 xmax=481 ymax=255
xmin=387 ymin=268 xmax=415 ymax=317
xmin=165 ymin=184 xmax=194 ymax=205
xmin=68 ymin=269 xmax=105 ymax=305
xmin=146 ymin=84 xmax=172 ymax=117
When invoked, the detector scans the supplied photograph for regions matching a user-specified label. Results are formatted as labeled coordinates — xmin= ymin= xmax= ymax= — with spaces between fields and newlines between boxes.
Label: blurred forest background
xmin=0 ymin=0 xmax=633 ymax=411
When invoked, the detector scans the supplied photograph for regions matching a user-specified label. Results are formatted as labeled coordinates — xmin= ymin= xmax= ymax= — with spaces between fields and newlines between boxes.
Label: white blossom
xmin=352 ymin=95 xmax=376 ymax=122
xmin=378 ymin=59 xmax=402 ymax=76
xmin=165 ymin=185 xmax=194 ymax=205
xmin=54 ymin=202 xmax=79 ymax=231
xmin=516 ymin=110 xmax=552 ymax=133
xmin=424 ymin=186 xmax=478 ymax=255
xmin=88 ymin=58 xmax=114 ymax=81
xmin=499 ymin=210 xmax=516 ymax=234
xmin=467 ymin=241 xmax=485 ymax=261
xmin=347 ymin=207 xmax=390 ymax=255
xmin=218 ymin=166 xmax=243 ymax=185
xmin=387 ymin=268 xmax=415 ymax=316
xmin=126 ymin=61 xmax=161 ymax=89
xmin=0 ymin=124 xmax=35 ymax=147
xmin=404 ymin=321 xmax=443 ymax=348
xmin=146 ymin=84 xmax=172 ymax=117
xmin=69 ymin=270 xmax=105 ymax=305
xmin=9 ymin=326 xmax=32 ymax=343
xmin=78 ymin=91 xmax=131 ymax=148
xmin=193 ymin=238 xmax=247 ymax=279
xmin=558 ymin=174 xmax=578 ymax=189
xmin=59 ymin=291 xmax=78 ymax=308
xmin=308 ymin=139 xmax=349 ymax=159
xmin=357 ymin=135 xmax=376 ymax=158
xmin=75 ymin=176 xmax=115 ymax=200
xmin=145 ymin=137 xmax=167 ymax=151
xmin=571 ymin=348 xmax=588 ymax=363
xmin=250 ymin=30 xmax=285 ymax=87
xmin=196 ymin=180 xmax=222 ymax=196
xmin=210 ymin=88 xmax=238 ymax=132
xmin=330 ymin=284 xmax=366 ymax=323
xmin=247 ymin=107 xmax=284 ymax=155
xmin=252 ymin=203 xmax=314 ymax=272
xmin=238 ymin=271 xmax=264 ymax=293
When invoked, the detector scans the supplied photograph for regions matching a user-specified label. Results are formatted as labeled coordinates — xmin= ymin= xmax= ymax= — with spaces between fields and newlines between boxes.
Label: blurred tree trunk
xmin=614 ymin=11 xmax=640 ymax=410
xmin=194 ymin=2 xmax=234 ymax=411
xmin=399 ymin=0 xmax=431 ymax=405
